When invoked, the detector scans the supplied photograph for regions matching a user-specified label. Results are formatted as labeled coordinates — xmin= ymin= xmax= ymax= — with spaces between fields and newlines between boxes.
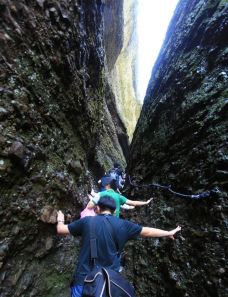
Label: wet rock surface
xmin=128 ymin=0 xmax=227 ymax=296
xmin=0 ymin=0 xmax=129 ymax=296
xmin=0 ymin=0 xmax=227 ymax=296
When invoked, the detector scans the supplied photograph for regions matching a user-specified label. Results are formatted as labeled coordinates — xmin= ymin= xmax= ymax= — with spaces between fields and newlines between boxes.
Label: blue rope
xmin=128 ymin=176 xmax=219 ymax=199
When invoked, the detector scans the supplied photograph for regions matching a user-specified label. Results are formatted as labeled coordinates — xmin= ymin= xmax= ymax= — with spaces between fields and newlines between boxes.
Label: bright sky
xmin=137 ymin=0 xmax=179 ymax=102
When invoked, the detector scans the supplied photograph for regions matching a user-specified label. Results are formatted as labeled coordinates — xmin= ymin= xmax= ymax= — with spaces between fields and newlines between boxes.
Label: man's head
xmin=97 ymin=196 xmax=116 ymax=214
xmin=101 ymin=175 xmax=116 ymax=190
xmin=101 ymin=176 xmax=117 ymax=190
xmin=101 ymin=176 xmax=112 ymax=187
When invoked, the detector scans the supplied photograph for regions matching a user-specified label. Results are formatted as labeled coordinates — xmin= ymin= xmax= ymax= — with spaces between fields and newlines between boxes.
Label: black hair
xmin=98 ymin=196 xmax=116 ymax=214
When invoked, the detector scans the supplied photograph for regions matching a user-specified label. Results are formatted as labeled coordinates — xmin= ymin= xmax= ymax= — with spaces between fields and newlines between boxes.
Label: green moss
xmin=218 ymin=0 xmax=228 ymax=7
xmin=44 ymin=271 xmax=71 ymax=295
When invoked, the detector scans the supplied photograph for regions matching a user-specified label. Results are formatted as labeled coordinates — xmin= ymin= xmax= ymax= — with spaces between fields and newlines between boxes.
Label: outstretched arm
xmin=56 ymin=210 xmax=70 ymax=235
xmin=140 ymin=226 xmax=181 ymax=239
xmin=126 ymin=198 xmax=153 ymax=206
xmin=121 ymin=204 xmax=135 ymax=210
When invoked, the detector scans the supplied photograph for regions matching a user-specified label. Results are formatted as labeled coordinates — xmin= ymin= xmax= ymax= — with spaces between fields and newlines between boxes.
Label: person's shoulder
xmin=100 ymin=190 xmax=107 ymax=196
xmin=110 ymin=217 xmax=139 ymax=233
xmin=100 ymin=189 xmax=109 ymax=193
xmin=80 ymin=216 xmax=97 ymax=224
xmin=111 ymin=214 xmax=120 ymax=220
xmin=108 ymin=215 xmax=121 ymax=223
xmin=109 ymin=215 xmax=125 ymax=227
xmin=101 ymin=189 xmax=115 ymax=196
xmin=121 ymin=218 xmax=140 ymax=228
xmin=118 ymin=192 xmax=127 ymax=200
xmin=81 ymin=216 xmax=102 ymax=229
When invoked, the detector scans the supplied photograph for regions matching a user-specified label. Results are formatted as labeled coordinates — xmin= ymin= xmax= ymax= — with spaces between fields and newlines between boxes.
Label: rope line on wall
xmin=128 ymin=176 xmax=219 ymax=199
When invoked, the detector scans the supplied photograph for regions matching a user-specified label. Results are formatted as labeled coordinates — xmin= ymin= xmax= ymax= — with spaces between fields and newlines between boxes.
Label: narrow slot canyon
xmin=0 ymin=1 xmax=227 ymax=297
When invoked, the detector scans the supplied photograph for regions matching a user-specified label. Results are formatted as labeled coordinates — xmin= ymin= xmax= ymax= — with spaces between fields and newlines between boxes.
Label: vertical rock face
xmin=102 ymin=0 xmax=130 ymax=159
xmin=104 ymin=0 xmax=141 ymax=141
xmin=103 ymin=0 xmax=124 ymax=71
xmin=0 ymin=1 xmax=128 ymax=296
xmin=128 ymin=0 xmax=227 ymax=296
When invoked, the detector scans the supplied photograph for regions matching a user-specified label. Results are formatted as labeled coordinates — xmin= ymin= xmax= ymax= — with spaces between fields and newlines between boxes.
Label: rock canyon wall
xmin=0 ymin=0 xmax=227 ymax=296
xmin=105 ymin=0 xmax=141 ymax=141
xmin=128 ymin=0 xmax=227 ymax=296
xmin=0 ymin=0 xmax=131 ymax=296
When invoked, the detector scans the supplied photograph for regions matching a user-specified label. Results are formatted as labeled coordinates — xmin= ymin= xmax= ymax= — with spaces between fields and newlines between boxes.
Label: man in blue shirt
xmin=57 ymin=196 xmax=181 ymax=297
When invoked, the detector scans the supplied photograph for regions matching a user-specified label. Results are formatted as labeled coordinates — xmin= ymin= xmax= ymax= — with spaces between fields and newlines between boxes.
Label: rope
xmin=128 ymin=176 xmax=219 ymax=199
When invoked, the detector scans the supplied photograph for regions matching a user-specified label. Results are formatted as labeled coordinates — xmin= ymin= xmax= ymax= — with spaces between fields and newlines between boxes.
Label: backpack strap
xmin=89 ymin=217 xmax=98 ymax=267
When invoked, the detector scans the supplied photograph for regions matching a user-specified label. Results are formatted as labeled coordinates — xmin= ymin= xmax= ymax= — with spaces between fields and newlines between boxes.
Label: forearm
xmin=140 ymin=226 xmax=181 ymax=238
xmin=121 ymin=204 xmax=135 ymax=210
xmin=126 ymin=200 xmax=147 ymax=206
xmin=57 ymin=222 xmax=70 ymax=235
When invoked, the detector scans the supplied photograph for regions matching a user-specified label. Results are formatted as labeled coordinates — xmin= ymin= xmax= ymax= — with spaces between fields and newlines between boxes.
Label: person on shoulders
xmin=57 ymin=196 xmax=181 ymax=297
xmin=87 ymin=176 xmax=152 ymax=217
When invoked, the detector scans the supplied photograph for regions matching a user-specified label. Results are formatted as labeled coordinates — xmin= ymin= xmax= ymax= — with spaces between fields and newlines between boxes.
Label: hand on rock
xmin=168 ymin=226 xmax=181 ymax=240
xmin=146 ymin=198 xmax=153 ymax=204
xmin=57 ymin=210 xmax=65 ymax=222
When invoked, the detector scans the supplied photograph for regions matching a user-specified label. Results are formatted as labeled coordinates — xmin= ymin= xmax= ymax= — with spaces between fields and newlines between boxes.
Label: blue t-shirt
xmin=68 ymin=214 xmax=142 ymax=285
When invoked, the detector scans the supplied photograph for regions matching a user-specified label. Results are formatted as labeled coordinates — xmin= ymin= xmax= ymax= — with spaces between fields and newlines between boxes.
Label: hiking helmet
xmin=98 ymin=196 xmax=116 ymax=211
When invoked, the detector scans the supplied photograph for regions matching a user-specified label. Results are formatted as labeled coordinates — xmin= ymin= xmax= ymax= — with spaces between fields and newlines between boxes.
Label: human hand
xmin=57 ymin=210 xmax=65 ymax=222
xmin=168 ymin=226 xmax=181 ymax=240
xmin=91 ymin=188 xmax=96 ymax=196
xmin=146 ymin=198 xmax=153 ymax=204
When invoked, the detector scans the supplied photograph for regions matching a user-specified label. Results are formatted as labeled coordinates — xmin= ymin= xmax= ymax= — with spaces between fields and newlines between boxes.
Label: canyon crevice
xmin=0 ymin=0 xmax=227 ymax=297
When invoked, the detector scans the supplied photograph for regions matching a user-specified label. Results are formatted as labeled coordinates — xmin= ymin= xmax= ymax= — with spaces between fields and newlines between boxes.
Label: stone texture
xmin=0 ymin=1 xmax=129 ymax=296
xmin=104 ymin=0 xmax=141 ymax=141
xmin=128 ymin=0 xmax=228 ymax=296
xmin=103 ymin=0 xmax=124 ymax=71
xmin=1 ymin=0 xmax=227 ymax=296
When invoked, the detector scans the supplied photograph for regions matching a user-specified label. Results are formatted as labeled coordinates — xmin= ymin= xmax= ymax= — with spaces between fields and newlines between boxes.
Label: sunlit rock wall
xmin=128 ymin=0 xmax=228 ymax=296
xmin=104 ymin=0 xmax=141 ymax=141
xmin=0 ymin=1 xmax=128 ymax=296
